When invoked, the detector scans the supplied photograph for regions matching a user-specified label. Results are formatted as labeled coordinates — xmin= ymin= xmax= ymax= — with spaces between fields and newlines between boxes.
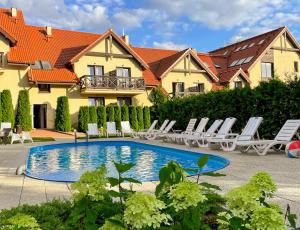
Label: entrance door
xmin=33 ymin=104 xmax=47 ymax=129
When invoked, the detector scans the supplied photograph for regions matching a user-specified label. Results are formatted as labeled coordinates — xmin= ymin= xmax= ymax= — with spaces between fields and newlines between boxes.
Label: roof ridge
xmin=209 ymin=26 xmax=286 ymax=53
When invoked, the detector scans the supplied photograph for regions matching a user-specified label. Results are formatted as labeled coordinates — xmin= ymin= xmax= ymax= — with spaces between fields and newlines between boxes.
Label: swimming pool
xmin=25 ymin=141 xmax=229 ymax=182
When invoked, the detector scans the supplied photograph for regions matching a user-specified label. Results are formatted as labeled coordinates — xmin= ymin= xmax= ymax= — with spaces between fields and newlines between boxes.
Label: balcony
xmin=79 ymin=75 xmax=146 ymax=95
xmin=171 ymin=86 xmax=204 ymax=98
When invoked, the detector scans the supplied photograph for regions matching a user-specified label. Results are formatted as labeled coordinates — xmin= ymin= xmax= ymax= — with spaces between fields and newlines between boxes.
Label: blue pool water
xmin=25 ymin=141 xmax=229 ymax=182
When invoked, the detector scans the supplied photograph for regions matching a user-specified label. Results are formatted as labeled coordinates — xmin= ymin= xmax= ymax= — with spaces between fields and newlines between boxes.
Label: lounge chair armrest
xmin=224 ymin=133 xmax=239 ymax=139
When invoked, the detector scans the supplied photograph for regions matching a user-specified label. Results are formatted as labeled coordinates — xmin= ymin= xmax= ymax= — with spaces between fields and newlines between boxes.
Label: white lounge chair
xmin=146 ymin=120 xmax=176 ymax=140
xmin=21 ymin=131 xmax=33 ymax=143
xmin=164 ymin=118 xmax=197 ymax=143
xmin=0 ymin=122 xmax=21 ymax=144
xmin=198 ymin=117 xmax=237 ymax=147
xmin=106 ymin=122 xmax=120 ymax=137
xmin=175 ymin=118 xmax=209 ymax=144
xmin=0 ymin=122 xmax=11 ymax=131
xmin=86 ymin=123 xmax=100 ymax=139
xmin=133 ymin=120 xmax=158 ymax=138
xmin=217 ymin=117 xmax=263 ymax=151
xmin=184 ymin=119 xmax=223 ymax=146
xmin=139 ymin=119 xmax=169 ymax=139
xmin=236 ymin=119 xmax=300 ymax=156
xmin=121 ymin=121 xmax=134 ymax=137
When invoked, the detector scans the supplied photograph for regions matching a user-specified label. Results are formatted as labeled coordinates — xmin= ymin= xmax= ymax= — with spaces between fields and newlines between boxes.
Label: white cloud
xmin=153 ymin=41 xmax=188 ymax=50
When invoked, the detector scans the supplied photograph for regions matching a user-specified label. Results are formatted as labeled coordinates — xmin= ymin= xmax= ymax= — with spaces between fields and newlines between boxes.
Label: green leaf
xmin=202 ymin=172 xmax=226 ymax=177
xmin=107 ymin=177 xmax=120 ymax=187
xmin=229 ymin=217 xmax=244 ymax=230
xmin=200 ymin=182 xmax=221 ymax=191
xmin=123 ymin=178 xmax=142 ymax=184
xmin=108 ymin=190 xmax=121 ymax=197
xmin=197 ymin=156 xmax=209 ymax=169
xmin=158 ymin=166 xmax=171 ymax=183
xmin=183 ymin=167 xmax=198 ymax=173
xmin=114 ymin=161 xmax=135 ymax=174
xmin=287 ymin=213 xmax=297 ymax=228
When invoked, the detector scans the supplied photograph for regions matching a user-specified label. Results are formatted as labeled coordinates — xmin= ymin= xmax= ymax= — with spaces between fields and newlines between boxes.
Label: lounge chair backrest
xmin=0 ymin=122 xmax=11 ymax=130
xmin=121 ymin=121 xmax=132 ymax=133
xmin=185 ymin=118 xmax=197 ymax=132
xmin=159 ymin=120 xmax=169 ymax=131
xmin=206 ymin=120 xmax=223 ymax=134
xmin=107 ymin=122 xmax=117 ymax=134
xmin=274 ymin=120 xmax=300 ymax=141
xmin=215 ymin=117 xmax=236 ymax=138
xmin=237 ymin=117 xmax=263 ymax=141
xmin=163 ymin=120 xmax=176 ymax=133
xmin=22 ymin=132 xmax=32 ymax=141
xmin=87 ymin=123 xmax=98 ymax=135
xmin=148 ymin=120 xmax=158 ymax=131
xmin=195 ymin=118 xmax=209 ymax=133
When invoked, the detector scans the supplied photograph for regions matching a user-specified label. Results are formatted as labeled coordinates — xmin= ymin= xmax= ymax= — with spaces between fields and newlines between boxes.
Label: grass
xmin=32 ymin=137 xmax=56 ymax=142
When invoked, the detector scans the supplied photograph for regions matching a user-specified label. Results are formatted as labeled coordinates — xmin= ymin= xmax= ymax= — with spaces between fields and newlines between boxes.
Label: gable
xmin=0 ymin=33 xmax=10 ymax=53
xmin=173 ymin=56 xmax=205 ymax=71
xmin=89 ymin=36 xmax=130 ymax=55
xmin=272 ymin=33 xmax=300 ymax=50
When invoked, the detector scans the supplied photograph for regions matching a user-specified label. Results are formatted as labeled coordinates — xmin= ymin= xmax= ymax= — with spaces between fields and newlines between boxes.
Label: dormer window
xmin=31 ymin=60 xmax=52 ymax=70
xmin=0 ymin=52 xmax=4 ymax=68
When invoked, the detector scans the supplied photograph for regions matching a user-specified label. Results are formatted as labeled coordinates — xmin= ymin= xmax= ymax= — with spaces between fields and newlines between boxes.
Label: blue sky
xmin=1 ymin=0 xmax=300 ymax=51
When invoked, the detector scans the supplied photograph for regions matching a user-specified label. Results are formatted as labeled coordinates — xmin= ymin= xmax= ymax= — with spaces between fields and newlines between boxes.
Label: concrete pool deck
xmin=0 ymin=138 xmax=299 ymax=224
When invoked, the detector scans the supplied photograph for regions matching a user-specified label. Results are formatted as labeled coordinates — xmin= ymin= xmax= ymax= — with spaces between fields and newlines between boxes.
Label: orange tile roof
xmin=28 ymin=69 xmax=77 ymax=83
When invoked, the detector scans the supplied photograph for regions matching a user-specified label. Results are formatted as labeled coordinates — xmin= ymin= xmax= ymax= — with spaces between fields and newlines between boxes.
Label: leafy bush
xmin=129 ymin=106 xmax=138 ymax=131
xmin=136 ymin=106 xmax=144 ymax=130
xmin=143 ymin=106 xmax=151 ymax=129
xmin=121 ymin=105 xmax=129 ymax=121
xmin=15 ymin=90 xmax=32 ymax=131
xmin=3 ymin=213 xmax=40 ymax=229
xmin=0 ymin=92 xmax=2 ymax=123
xmin=157 ymin=79 xmax=300 ymax=137
xmin=97 ymin=105 xmax=107 ymax=129
xmin=55 ymin=96 xmax=71 ymax=132
xmin=1 ymin=89 xmax=14 ymax=126
xmin=107 ymin=106 xmax=115 ymax=122
xmin=88 ymin=106 xmax=98 ymax=124
xmin=115 ymin=106 xmax=122 ymax=131
xmin=78 ymin=106 xmax=89 ymax=132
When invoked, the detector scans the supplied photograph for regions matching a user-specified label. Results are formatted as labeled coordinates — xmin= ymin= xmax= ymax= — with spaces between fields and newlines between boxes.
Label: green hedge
xmin=121 ymin=105 xmax=129 ymax=121
xmin=0 ymin=92 xmax=2 ymax=123
xmin=143 ymin=106 xmax=151 ymax=129
xmin=157 ymin=79 xmax=300 ymax=138
xmin=97 ymin=106 xmax=106 ymax=129
xmin=114 ymin=106 xmax=121 ymax=131
xmin=55 ymin=96 xmax=71 ymax=132
xmin=107 ymin=106 xmax=115 ymax=122
xmin=89 ymin=106 xmax=98 ymax=124
xmin=1 ymin=89 xmax=14 ymax=126
xmin=129 ymin=106 xmax=138 ymax=131
xmin=137 ymin=106 xmax=144 ymax=130
xmin=78 ymin=106 xmax=89 ymax=132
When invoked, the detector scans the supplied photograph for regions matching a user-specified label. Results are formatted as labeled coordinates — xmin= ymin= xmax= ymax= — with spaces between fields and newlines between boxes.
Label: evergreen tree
xmin=78 ymin=106 xmax=89 ymax=132
xmin=97 ymin=106 xmax=106 ymax=129
xmin=15 ymin=90 xmax=32 ymax=131
xmin=137 ymin=106 xmax=144 ymax=130
xmin=114 ymin=106 xmax=122 ymax=131
xmin=107 ymin=106 xmax=115 ymax=122
xmin=1 ymin=89 xmax=15 ymax=126
xmin=143 ymin=106 xmax=151 ymax=129
xmin=54 ymin=96 xmax=71 ymax=132
xmin=121 ymin=105 xmax=129 ymax=121
xmin=129 ymin=106 xmax=138 ymax=131
xmin=88 ymin=106 xmax=98 ymax=124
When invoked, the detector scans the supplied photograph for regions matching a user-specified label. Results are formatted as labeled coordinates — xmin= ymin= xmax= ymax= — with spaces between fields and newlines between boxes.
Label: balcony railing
xmin=79 ymin=75 xmax=145 ymax=91
xmin=170 ymin=87 xmax=204 ymax=98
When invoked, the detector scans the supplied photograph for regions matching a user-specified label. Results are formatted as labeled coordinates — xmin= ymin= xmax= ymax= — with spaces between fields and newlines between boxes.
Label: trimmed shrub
xmin=121 ymin=105 xmax=129 ymax=121
xmin=157 ymin=79 xmax=300 ymax=138
xmin=54 ymin=96 xmax=71 ymax=132
xmin=114 ymin=106 xmax=122 ymax=131
xmin=97 ymin=106 xmax=106 ymax=129
xmin=137 ymin=106 xmax=144 ymax=130
xmin=89 ymin=106 xmax=98 ymax=124
xmin=129 ymin=106 xmax=138 ymax=131
xmin=143 ymin=106 xmax=151 ymax=129
xmin=1 ymin=89 xmax=14 ymax=126
xmin=78 ymin=106 xmax=89 ymax=132
xmin=106 ymin=106 xmax=115 ymax=122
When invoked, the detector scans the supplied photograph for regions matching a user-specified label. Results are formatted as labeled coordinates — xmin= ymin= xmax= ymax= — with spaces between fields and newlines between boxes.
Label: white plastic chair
xmin=165 ymin=118 xmax=197 ymax=143
xmin=146 ymin=120 xmax=176 ymax=140
xmin=86 ymin=123 xmax=100 ymax=139
xmin=139 ymin=119 xmax=169 ymax=139
xmin=22 ymin=132 xmax=33 ymax=143
xmin=236 ymin=119 xmax=300 ymax=155
xmin=134 ymin=120 xmax=158 ymax=138
xmin=0 ymin=122 xmax=11 ymax=130
xmin=106 ymin=122 xmax=120 ymax=137
xmin=121 ymin=121 xmax=134 ymax=137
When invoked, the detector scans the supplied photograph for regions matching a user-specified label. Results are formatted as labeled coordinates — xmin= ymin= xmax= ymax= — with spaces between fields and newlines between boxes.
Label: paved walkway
xmin=31 ymin=129 xmax=85 ymax=139
xmin=0 ymin=139 xmax=299 ymax=224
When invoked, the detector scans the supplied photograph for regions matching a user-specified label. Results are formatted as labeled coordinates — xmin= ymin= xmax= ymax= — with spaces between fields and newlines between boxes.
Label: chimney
xmin=123 ymin=35 xmax=129 ymax=45
xmin=45 ymin=26 xmax=52 ymax=37
xmin=191 ymin=48 xmax=197 ymax=55
xmin=11 ymin=7 xmax=17 ymax=17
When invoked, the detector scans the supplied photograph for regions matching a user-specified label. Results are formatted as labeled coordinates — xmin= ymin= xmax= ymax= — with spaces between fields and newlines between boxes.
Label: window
xmin=0 ymin=52 xmax=4 ymax=67
xmin=261 ymin=62 xmax=274 ymax=78
xmin=236 ymin=58 xmax=246 ymax=65
xmin=241 ymin=45 xmax=248 ymax=50
xmin=223 ymin=50 xmax=228 ymax=55
xmin=117 ymin=97 xmax=132 ymax=106
xmin=244 ymin=56 xmax=254 ymax=64
xmin=196 ymin=83 xmax=205 ymax=93
xmin=294 ymin=61 xmax=299 ymax=73
xmin=88 ymin=65 xmax=104 ymax=75
xmin=116 ymin=67 xmax=131 ymax=77
xmin=234 ymin=47 xmax=241 ymax=52
xmin=249 ymin=42 xmax=255 ymax=48
xmin=88 ymin=97 xmax=105 ymax=106
xmin=234 ymin=81 xmax=243 ymax=88
xmin=31 ymin=60 xmax=52 ymax=70
xmin=172 ymin=82 xmax=184 ymax=96
xmin=38 ymin=84 xmax=51 ymax=92
xmin=229 ymin=60 xmax=239 ymax=67
xmin=258 ymin=39 xmax=265 ymax=45
xmin=215 ymin=64 xmax=221 ymax=68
